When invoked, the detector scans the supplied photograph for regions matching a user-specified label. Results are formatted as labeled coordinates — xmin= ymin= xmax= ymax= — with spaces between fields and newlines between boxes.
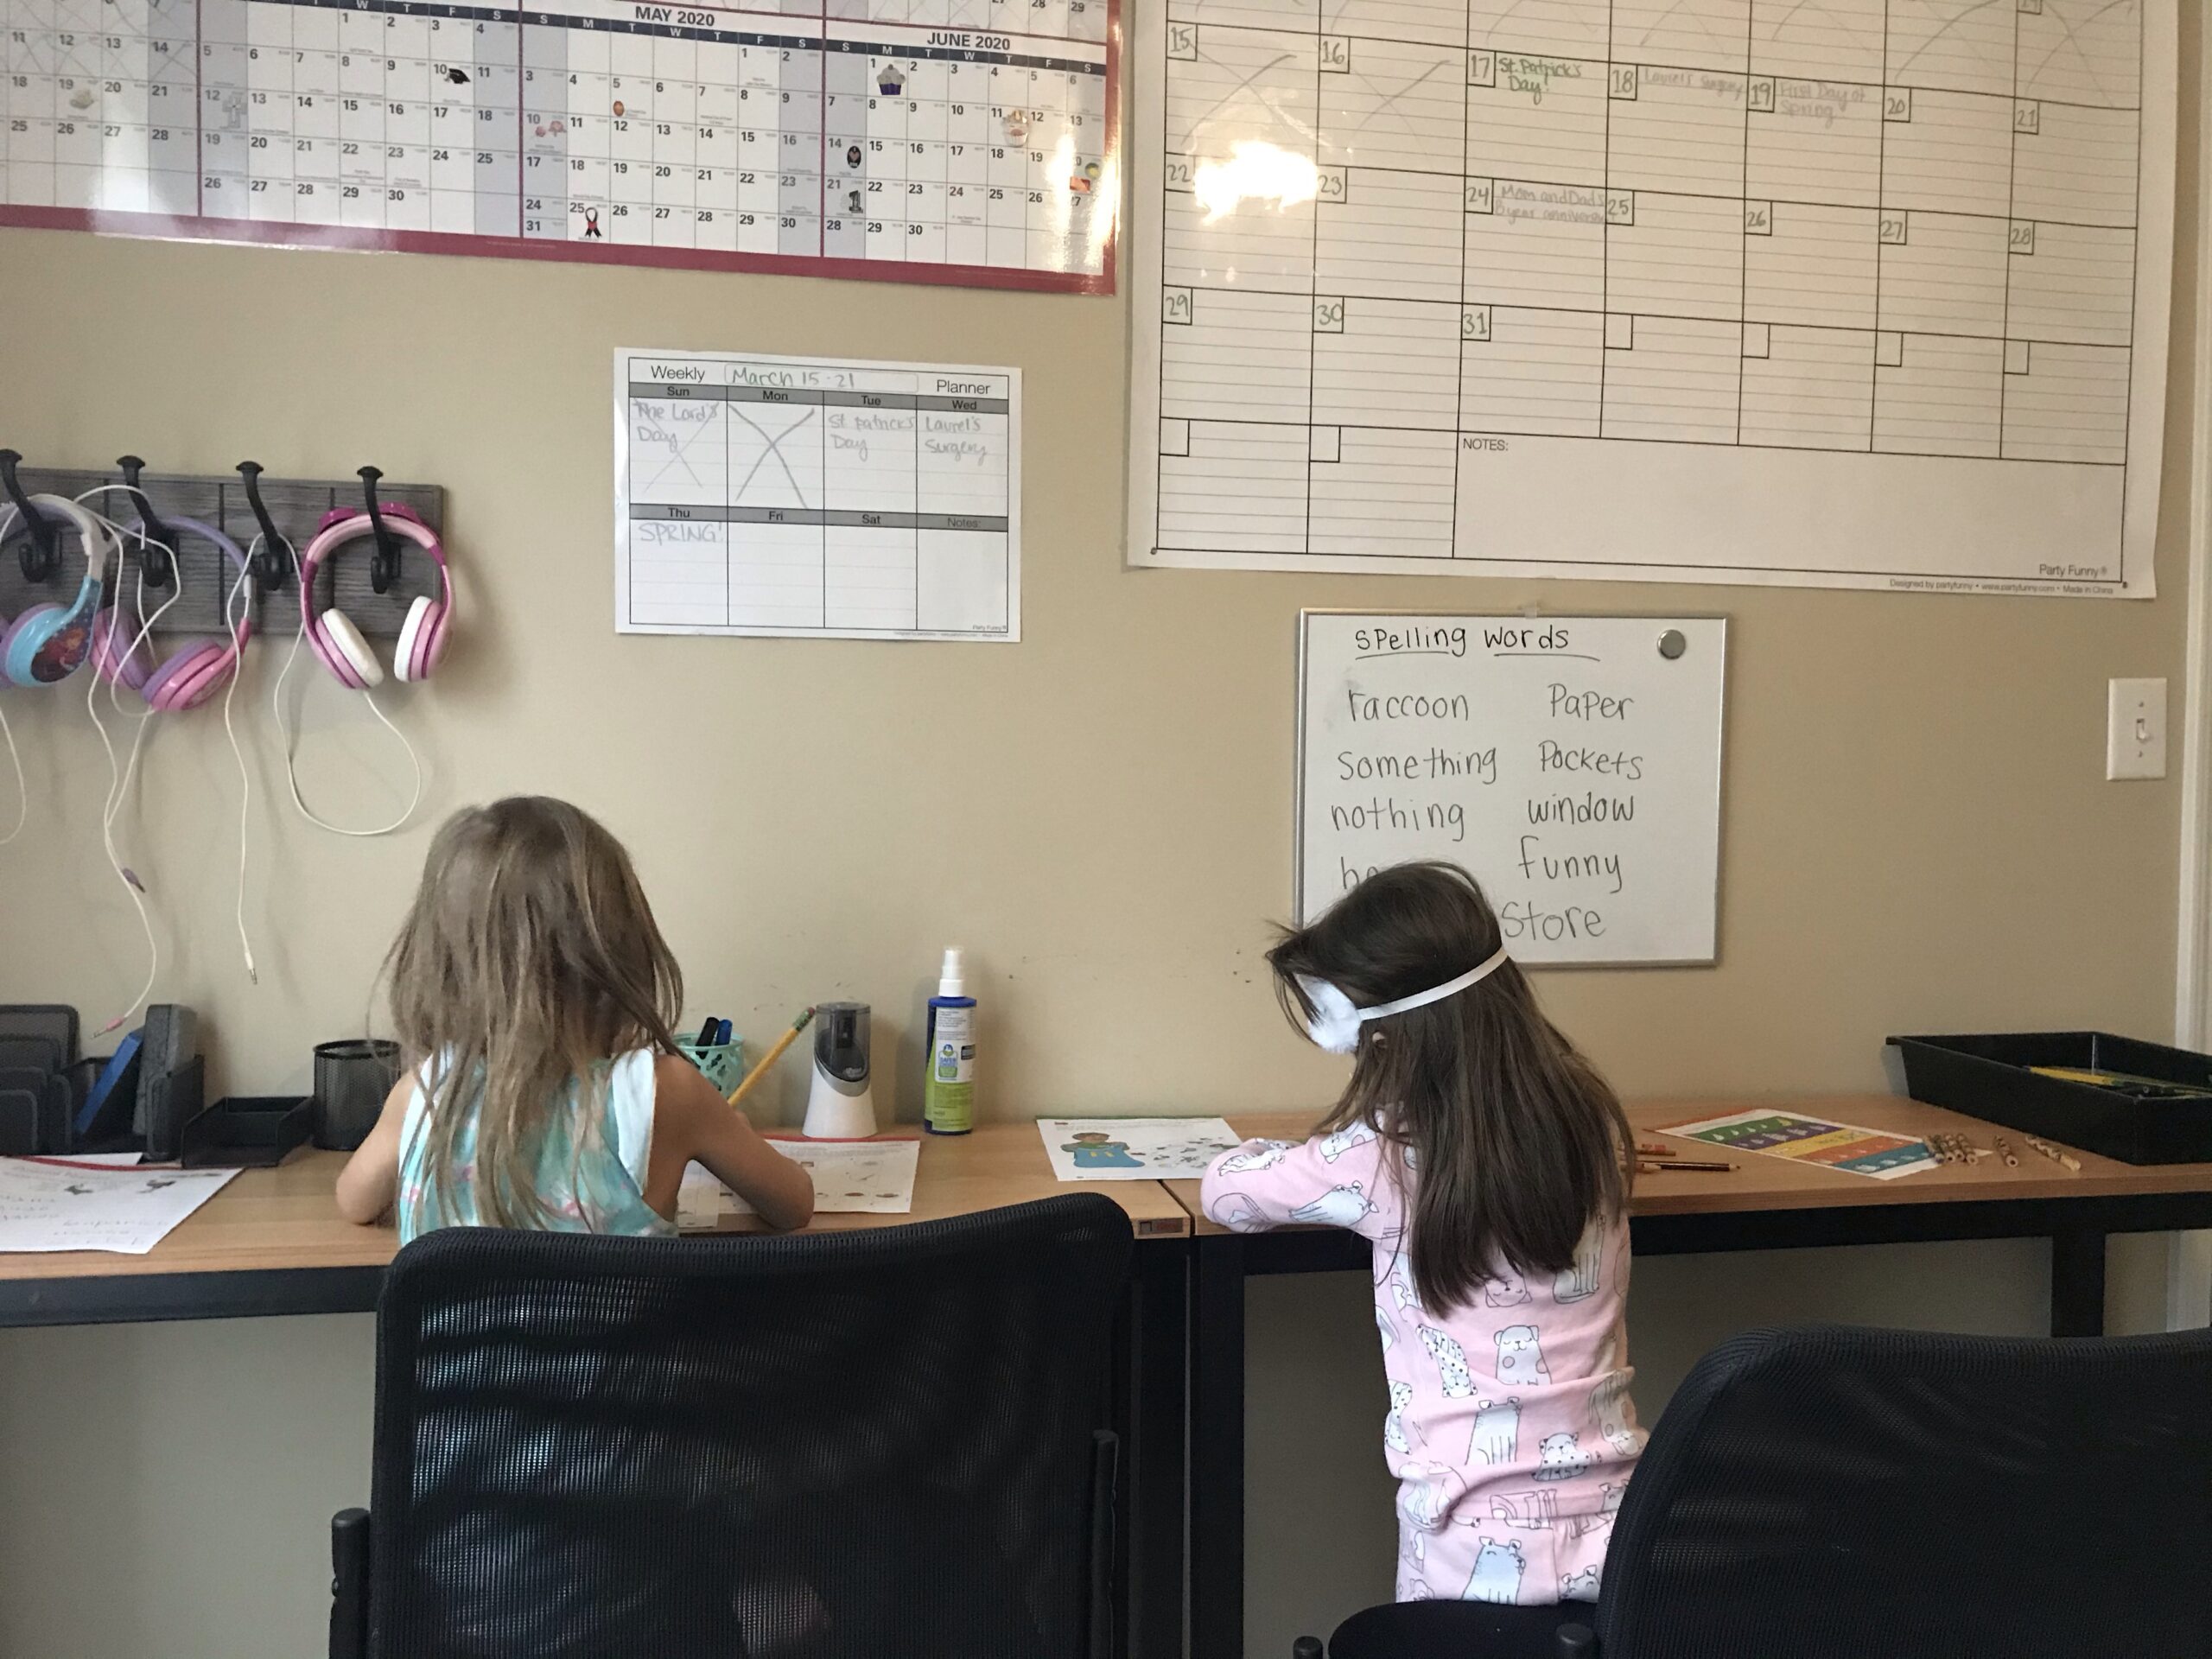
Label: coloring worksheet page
xmin=1039 ymin=1116 xmax=1243 ymax=1180
xmin=679 ymin=1137 xmax=922 ymax=1225
xmin=0 ymin=0 xmax=1118 ymax=291
xmin=616 ymin=346 xmax=1020 ymax=640
xmin=0 ymin=1159 xmax=238 ymax=1254
xmin=1127 ymin=0 xmax=2174 ymax=596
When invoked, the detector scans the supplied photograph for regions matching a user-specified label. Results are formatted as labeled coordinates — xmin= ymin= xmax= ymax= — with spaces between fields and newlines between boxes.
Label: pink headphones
xmin=297 ymin=504 xmax=453 ymax=689
xmin=90 ymin=518 xmax=256 ymax=711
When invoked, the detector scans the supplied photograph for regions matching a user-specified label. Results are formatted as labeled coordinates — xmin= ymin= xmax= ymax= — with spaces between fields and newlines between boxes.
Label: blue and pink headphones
xmin=0 ymin=494 xmax=115 ymax=688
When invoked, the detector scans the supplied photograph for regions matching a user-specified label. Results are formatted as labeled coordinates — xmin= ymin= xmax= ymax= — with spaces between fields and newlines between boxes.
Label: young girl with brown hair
xmin=1200 ymin=861 xmax=1643 ymax=1607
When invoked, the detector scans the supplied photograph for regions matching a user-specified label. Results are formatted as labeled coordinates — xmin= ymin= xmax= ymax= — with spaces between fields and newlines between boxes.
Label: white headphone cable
xmin=82 ymin=510 xmax=180 ymax=1036
xmin=272 ymin=534 xmax=423 ymax=837
xmin=225 ymin=537 xmax=264 ymax=982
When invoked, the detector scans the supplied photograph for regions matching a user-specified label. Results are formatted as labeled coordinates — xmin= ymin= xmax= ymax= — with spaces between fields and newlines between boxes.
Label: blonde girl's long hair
xmin=383 ymin=797 xmax=683 ymax=1230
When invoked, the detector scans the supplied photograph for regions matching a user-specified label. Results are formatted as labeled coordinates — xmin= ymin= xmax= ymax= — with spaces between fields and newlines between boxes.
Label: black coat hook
xmin=117 ymin=455 xmax=177 ymax=588
xmin=0 ymin=450 xmax=60 ymax=582
xmin=235 ymin=462 xmax=291 ymax=591
xmin=358 ymin=467 xmax=402 ymax=594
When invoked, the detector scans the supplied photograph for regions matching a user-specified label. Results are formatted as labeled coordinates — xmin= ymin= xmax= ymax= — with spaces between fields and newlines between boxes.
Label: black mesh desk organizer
xmin=1316 ymin=1322 xmax=2212 ymax=1659
xmin=333 ymin=1194 xmax=1132 ymax=1659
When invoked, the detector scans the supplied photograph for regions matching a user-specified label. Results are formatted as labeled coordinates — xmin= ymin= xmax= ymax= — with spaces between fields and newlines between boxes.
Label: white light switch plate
xmin=2107 ymin=678 xmax=2167 ymax=779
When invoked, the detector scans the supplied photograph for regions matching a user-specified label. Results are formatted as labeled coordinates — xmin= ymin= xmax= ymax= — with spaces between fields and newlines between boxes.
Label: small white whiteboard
xmin=1297 ymin=613 xmax=1726 ymax=966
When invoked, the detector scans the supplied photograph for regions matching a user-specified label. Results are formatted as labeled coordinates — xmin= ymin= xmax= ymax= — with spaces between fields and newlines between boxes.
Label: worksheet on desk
xmin=1126 ymin=0 xmax=2176 ymax=597
xmin=0 ymin=1160 xmax=238 ymax=1254
xmin=617 ymin=347 xmax=1020 ymax=641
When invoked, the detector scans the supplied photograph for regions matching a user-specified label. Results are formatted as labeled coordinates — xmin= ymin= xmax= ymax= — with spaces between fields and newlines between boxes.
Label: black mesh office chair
xmin=1306 ymin=1322 xmax=2212 ymax=1658
xmin=329 ymin=1195 xmax=1132 ymax=1659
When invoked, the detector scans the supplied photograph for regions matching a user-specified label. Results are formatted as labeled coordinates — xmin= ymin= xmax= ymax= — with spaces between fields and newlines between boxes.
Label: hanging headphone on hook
xmin=297 ymin=503 xmax=452 ymax=689
xmin=276 ymin=495 xmax=451 ymax=837
xmin=90 ymin=518 xmax=255 ymax=710
xmin=0 ymin=494 xmax=115 ymax=687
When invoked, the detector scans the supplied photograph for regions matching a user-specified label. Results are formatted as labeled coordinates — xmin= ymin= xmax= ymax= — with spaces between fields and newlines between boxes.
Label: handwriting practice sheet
xmin=1128 ymin=0 xmax=2173 ymax=595
xmin=616 ymin=346 xmax=1020 ymax=640
xmin=0 ymin=0 xmax=1119 ymax=290
xmin=0 ymin=1160 xmax=239 ymax=1254
xmin=678 ymin=1137 xmax=921 ymax=1224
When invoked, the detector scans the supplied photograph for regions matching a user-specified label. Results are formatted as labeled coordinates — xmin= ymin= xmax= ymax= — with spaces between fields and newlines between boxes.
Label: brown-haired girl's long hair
xmin=382 ymin=796 xmax=683 ymax=1230
xmin=1269 ymin=861 xmax=1632 ymax=1313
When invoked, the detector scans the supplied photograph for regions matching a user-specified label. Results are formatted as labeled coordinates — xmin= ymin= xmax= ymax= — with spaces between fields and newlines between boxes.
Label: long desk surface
xmin=0 ymin=1124 xmax=1190 ymax=1324
xmin=1167 ymin=1095 xmax=2212 ymax=1234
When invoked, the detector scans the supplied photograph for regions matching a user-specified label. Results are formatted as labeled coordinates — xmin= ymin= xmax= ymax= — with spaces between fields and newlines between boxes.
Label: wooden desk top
xmin=1168 ymin=1096 xmax=2212 ymax=1236
xmin=0 ymin=1122 xmax=1188 ymax=1286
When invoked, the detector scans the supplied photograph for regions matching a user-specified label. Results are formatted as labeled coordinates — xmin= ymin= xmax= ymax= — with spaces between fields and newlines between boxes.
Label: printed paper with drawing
xmin=1039 ymin=1117 xmax=1244 ymax=1181
xmin=0 ymin=1159 xmax=239 ymax=1255
xmin=680 ymin=1138 xmax=922 ymax=1227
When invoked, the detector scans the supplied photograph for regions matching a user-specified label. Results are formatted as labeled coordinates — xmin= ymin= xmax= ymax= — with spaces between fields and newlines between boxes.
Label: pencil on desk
xmin=1635 ymin=1142 xmax=1675 ymax=1157
xmin=1638 ymin=1159 xmax=1737 ymax=1173
xmin=725 ymin=1007 xmax=817 ymax=1107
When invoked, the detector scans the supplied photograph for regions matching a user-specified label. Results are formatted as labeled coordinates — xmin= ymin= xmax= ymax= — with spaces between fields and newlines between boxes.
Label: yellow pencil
xmin=725 ymin=1007 xmax=817 ymax=1107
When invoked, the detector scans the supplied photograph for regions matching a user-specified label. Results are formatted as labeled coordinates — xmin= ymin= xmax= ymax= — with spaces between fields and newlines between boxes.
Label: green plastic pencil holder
xmin=678 ymin=1035 xmax=747 ymax=1096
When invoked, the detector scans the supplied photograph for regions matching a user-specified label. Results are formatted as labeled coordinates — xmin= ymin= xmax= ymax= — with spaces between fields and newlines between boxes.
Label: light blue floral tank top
xmin=397 ymin=1048 xmax=674 ymax=1243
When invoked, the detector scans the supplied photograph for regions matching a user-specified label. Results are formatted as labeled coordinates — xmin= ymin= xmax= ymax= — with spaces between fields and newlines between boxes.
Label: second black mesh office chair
xmin=1310 ymin=1322 xmax=2212 ymax=1658
xmin=330 ymin=1193 xmax=1133 ymax=1659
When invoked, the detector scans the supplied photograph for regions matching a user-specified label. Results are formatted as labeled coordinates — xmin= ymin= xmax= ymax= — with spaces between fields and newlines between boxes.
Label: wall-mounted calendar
xmin=0 ymin=0 xmax=1119 ymax=291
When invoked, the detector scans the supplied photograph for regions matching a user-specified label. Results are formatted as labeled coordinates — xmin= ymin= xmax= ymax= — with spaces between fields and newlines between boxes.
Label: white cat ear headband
xmin=1296 ymin=946 xmax=1512 ymax=1054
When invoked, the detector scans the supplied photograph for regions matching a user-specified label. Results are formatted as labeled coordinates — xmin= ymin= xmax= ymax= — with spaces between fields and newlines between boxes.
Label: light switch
xmin=2107 ymin=678 xmax=2167 ymax=780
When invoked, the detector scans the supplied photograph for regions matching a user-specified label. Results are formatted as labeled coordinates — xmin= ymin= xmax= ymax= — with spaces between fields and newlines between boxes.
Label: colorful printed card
xmin=1659 ymin=1109 xmax=1941 ymax=1181
xmin=1039 ymin=1117 xmax=1243 ymax=1182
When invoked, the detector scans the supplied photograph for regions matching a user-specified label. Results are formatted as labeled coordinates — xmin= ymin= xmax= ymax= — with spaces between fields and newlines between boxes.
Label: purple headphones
xmin=90 ymin=518 xmax=257 ymax=712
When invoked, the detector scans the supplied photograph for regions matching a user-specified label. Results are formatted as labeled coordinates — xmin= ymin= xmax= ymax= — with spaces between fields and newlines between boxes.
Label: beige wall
xmin=0 ymin=12 xmax=2202 ymax=1649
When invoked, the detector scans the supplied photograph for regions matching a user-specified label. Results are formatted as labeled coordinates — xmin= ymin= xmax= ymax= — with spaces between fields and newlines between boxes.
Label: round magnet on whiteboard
xmin=1084 ymin=161 xmax=1102 ymax=179
xmin=1658 ymin=629 xmax=1687 ymax=659
xmin=613 ymin=99 xmax=626 ymax=116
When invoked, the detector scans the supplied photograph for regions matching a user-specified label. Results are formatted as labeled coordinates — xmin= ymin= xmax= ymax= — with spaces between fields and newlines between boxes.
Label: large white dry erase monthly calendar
xmin=615 ymin=346 xmax=1020 ymax=641
xmin=0 ymin=0 xmax=1118 ymax=289
xmin=1128 ymin=0 xmax=2174 ymax=595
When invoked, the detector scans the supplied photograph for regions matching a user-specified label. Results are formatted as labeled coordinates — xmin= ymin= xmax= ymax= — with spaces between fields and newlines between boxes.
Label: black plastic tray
xmin=181 ymin=1094 xmax=313 ymax=1168
xmin=1890 ymin=1032 xmax=2212 ymax=1165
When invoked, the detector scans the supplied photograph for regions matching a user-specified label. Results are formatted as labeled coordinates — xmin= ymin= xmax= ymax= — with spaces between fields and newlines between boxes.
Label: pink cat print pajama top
xmin=1200 ymin=1124 xmax=1644 ymax=1605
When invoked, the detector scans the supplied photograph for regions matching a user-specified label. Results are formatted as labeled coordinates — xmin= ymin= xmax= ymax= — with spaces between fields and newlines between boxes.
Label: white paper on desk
xmin=1039 ymin=1117 xmax=1243 ymax=1182
xmin=678 ymin=1139 xmax=921 ymax=1229
xmin=0 ymin=1159 xmax=238 ymax=1254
